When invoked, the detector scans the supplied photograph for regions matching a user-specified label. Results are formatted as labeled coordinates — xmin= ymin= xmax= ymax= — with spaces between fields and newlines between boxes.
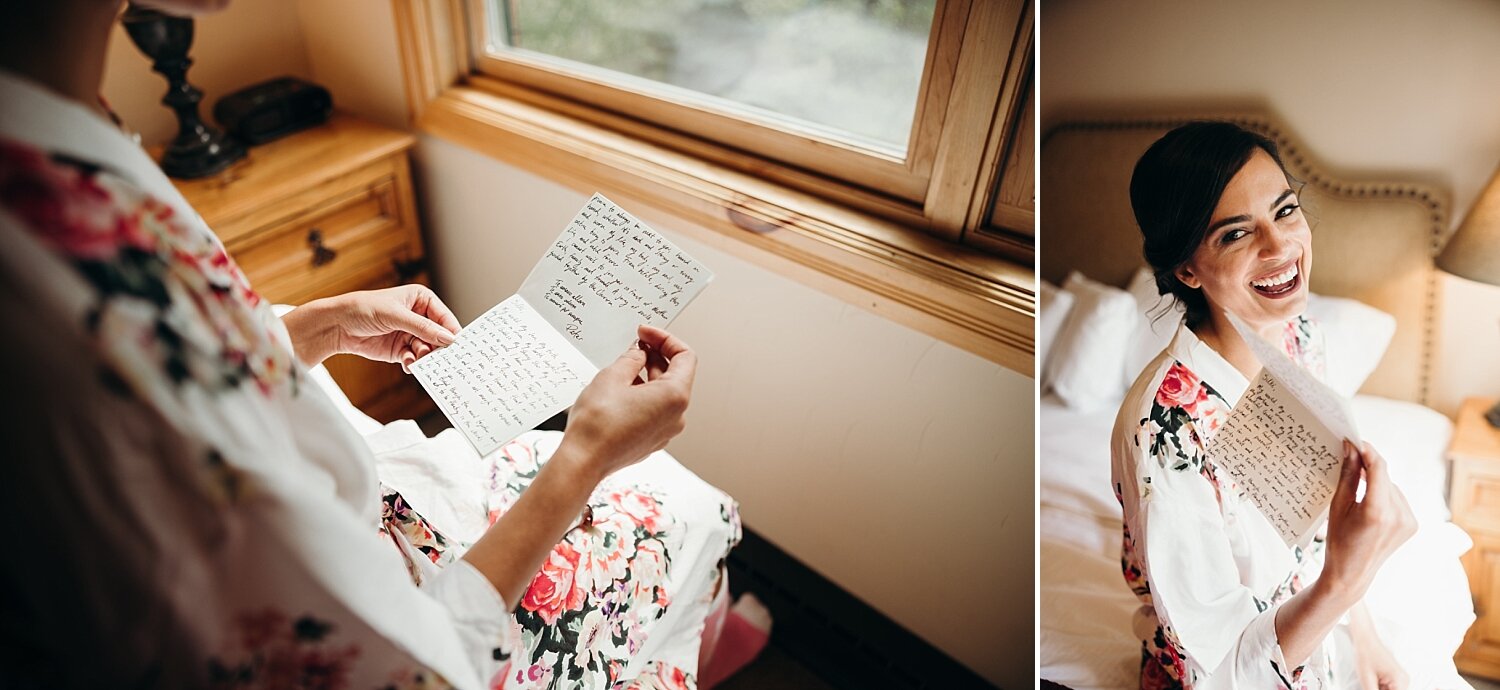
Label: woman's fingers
xmin=643 ymin=342 xmax=669 ymax=381
xmin=387 ymin=307 xmax=456 ymax=349
xmin=410 ymin=285 xmax=462 ymax=335
xmin=599 ymin=341 xmax=650 ymax=386
xmin=637 ymin=325 xmax=697 ymax=389
xmin=409 ymin=338 xmax=433 ymax=362
xmin=1332 ymin=439 xmax=1363 ymax=512
xmin=637 ymin=324 xmax=687 ymax=356
xmin=1358 ymin=442 xmax=1397 ymax=505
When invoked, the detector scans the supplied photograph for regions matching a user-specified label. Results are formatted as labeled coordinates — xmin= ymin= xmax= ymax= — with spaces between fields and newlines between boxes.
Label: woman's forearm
xmin=460 ymin=443 xmax=601 ymax=608
xmin=1346 ymin=600 xmax=1377 ymax=642
xmin=280 ymin=297 xmax=340 ymax=367
xmin=1274 ymin=576 xmax=1361 ymax=668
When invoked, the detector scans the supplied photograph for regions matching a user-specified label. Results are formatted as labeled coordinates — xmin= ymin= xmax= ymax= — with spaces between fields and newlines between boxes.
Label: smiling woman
xmin=1131 ymin=123 xmax=1313 ymax=363
xmin=1106 ymin=121 xmax=1461 ymax=689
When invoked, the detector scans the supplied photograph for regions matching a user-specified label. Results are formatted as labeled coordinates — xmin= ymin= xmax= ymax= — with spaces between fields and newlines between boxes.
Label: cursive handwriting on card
xmin=410 ymin=295 xmax=595 ymax=457
xmin=1210 ymin=370 xmax=1345 ymax=545
xmin=412 ymin=194 xmax=713 ymax=455
xmin=519 ymin=194 xmax=712 ymax=368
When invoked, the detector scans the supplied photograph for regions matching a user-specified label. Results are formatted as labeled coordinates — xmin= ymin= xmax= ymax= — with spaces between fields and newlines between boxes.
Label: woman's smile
xmin=1177 ymin=148 xmax=1313 ymax=331
xmin=1248 ymin=258 xmax=1302 ymax=298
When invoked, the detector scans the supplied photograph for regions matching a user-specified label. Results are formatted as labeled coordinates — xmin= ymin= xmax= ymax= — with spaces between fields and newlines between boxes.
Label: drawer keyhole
xmin=307 ymin=228 xmax=337 ymax=267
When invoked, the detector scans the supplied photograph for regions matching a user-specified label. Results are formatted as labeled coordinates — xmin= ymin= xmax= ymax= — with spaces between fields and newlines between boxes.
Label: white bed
xmin=1038 ymin=112 xmax=1477 ymax=688
xmin=1040 ymin=393 xmax=1475 ymax=688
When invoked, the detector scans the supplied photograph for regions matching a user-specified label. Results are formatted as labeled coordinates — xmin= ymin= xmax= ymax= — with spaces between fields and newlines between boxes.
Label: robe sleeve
xmin=1113 ymin=363 xmax=1306 ymax=689
xmin=1137 ymin=493 xmax=1302 ymax=688
xmin=0 ymin=204 xmax=515 ymax=689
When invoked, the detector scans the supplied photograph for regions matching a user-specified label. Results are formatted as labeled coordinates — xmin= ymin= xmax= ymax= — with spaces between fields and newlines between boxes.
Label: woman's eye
xmin=1276 ymin=203 xmax=1300 ymax=219
xmin=1221 ymin=228 xmax=1248 ymax=244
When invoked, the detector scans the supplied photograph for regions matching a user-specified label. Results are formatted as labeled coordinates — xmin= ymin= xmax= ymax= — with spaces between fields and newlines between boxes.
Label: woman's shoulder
xmin=1113 ymin=348 xmax=1231 ymax=479
xmin=0 ymin=134 xmax=298 ymax=405
xmin=1115 ymin=349 xmax=1181 ymax=433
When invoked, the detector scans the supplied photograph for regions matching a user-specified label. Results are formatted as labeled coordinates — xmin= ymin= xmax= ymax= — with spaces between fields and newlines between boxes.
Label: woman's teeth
xmin=1251 ymin=265 xmax=1298 ymax=291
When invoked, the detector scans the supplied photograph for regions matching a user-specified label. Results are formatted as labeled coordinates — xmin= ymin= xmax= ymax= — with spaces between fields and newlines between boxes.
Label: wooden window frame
xmin=392 ymin=0 xmax=1034 ymax=374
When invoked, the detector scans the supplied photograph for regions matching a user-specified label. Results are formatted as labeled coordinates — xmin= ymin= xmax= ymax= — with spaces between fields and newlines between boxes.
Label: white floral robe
xmin=0 ymin=70 xmax=738 ymax=689
xmin=1111 ymin=317 xmax=1469 ymax=690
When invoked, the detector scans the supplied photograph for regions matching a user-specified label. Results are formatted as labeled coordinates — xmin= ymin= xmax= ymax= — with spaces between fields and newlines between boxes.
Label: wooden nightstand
xmin=1451 ymin=397 xmax=1500 ymax=678
xmin=165 ymin=114 xmax=435 ymax=424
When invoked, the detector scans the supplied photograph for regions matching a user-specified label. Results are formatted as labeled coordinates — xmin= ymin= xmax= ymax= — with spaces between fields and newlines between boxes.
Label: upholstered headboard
xmin=1040 ymin=111 xmax=1447 ymax=405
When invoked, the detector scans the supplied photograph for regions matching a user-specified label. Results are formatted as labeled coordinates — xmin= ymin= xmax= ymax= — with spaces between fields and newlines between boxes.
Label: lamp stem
xmin=120 ymin=4 xmax=244 ymax=178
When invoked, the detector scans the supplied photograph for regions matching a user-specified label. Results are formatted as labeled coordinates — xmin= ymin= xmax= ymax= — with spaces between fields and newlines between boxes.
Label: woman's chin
xmin=1226 ymin=290 xmax=1309 ymax=331
xmin=1251 ymin=290 xmax=1309 ymax=324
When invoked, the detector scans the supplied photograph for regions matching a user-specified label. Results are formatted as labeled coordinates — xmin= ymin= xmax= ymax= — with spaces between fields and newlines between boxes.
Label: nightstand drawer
xmin=1452 ymin=398 xmax=1500 ymax=679
xmin=228 ymin=177 xmax=413 ymax=305
xmin=169 ymin=115 xmax=432 ymax=425
xmin=1460 ymin=535 xmax=1500 ymax=678
xmin=1454 ymin=473 xmax=1500 ymax=534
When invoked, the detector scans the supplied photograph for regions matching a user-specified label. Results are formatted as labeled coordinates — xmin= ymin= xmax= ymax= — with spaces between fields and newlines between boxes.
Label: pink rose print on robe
xmin=606 ymin=488 xmax=666 ymax=533
xmin=574 ymin=510 xmax=639 ymax=591
xmin=1156 ymin=362 xmax=1206 ymax=413
xmin=0 ymin=141 xmax=157 ymax=261
xmin=631 ymin=538 xmax=671 ymax=609
xmin=622 ymin=661 xmax=693 ymax=690
xmin=521 ymin=541 xmax=588 ymax=625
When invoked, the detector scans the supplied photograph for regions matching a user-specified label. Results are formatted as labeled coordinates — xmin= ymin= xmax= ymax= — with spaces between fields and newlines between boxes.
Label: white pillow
xmin=1046 ymin=271 xmax=1140 ymax=410
xmin=1304 ymin=293 xmax=1396 ymax=397
xmin=1124 ymin=267 xmax=1181 ymax=387
xmin=1038 ymin=281 xmax=1076 ymax=388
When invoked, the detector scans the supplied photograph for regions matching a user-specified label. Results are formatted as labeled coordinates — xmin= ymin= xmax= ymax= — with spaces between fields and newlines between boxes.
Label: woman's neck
xmin=1190 ymin=310 xmax=1283 ymax=381
xmin=0 ymin=0 xmax=124 ymax=119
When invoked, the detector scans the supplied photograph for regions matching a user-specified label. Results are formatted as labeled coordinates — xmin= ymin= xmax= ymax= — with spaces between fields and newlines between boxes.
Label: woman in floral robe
xmin=1112 ymin=122 xmax=1470 ymax=689
xmin=0 ymin=2 xmax=739 ymax=687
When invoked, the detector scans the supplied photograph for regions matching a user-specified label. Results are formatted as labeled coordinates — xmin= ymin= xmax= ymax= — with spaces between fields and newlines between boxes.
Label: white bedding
xmin=1040 ymin=393 xmax=1476 ymax=689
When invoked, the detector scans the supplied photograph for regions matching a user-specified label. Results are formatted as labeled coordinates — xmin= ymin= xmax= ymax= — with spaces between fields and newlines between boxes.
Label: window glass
xmin=484 ymin=0 xmax=937 ymax=151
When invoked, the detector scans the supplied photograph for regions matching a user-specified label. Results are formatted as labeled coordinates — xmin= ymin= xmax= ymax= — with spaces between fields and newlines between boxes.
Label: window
xmin=482 ymin=1 xmax=935 ymax=153
xmin=394 ymin=0 xmax=1034 ymax=373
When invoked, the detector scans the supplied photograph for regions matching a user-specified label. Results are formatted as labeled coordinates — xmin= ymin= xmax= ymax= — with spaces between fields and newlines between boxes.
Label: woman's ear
xmin=1175 ymin=264 xmax=1201 ymax=290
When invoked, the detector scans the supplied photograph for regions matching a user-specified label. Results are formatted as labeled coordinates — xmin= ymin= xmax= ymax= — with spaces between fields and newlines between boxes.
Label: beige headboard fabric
xmin=1040 ymin=112 xmax=1447 ymax=405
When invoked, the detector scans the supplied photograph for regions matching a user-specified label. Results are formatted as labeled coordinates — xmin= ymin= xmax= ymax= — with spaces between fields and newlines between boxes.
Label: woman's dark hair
xmin=1129 ymin=121 xmax=1293 ymax=327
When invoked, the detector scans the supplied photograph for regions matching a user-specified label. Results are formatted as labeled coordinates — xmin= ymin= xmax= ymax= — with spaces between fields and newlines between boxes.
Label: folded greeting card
xmin=410 ymin=193 xmax=713 ymax=456
xmin=1207 ymin=313 xmax=1362 ymax=546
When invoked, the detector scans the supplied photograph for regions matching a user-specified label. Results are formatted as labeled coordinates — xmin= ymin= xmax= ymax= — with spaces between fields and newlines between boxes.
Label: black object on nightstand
xmin=121 ymin=4 xmax=246 ymax=179
xmin=214 ymin=77 xmax=333 ymax=145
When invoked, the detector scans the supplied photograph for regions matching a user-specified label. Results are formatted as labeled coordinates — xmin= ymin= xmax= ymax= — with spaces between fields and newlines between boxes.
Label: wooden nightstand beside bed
xmin=1451 ymin=397 xmax=1500 ymax=678
xmin=162 ymin=113 xmax=434 ymax=424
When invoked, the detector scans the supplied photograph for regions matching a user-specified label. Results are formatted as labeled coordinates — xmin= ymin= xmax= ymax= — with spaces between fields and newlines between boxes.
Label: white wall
xmin=272 ymin=1 xmax=1036 ymax=686
xmin=294 ymin=0 xmax=409 ymax=131
xmin=1041 ymin=0 xmax=1500 ymax=416
xmin=411 ymin=134 xmax=1035 ymax=687
xmin=102 ymin=0 xmax=313 ymax=147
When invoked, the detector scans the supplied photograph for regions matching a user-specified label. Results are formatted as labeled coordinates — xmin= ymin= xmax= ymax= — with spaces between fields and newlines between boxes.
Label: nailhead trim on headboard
xmin=1043 ymin=114 xmax=1446 ymax=405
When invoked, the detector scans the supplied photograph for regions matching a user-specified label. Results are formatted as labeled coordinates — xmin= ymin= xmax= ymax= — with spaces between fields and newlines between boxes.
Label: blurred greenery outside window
xmin=481 ymin=0 xmax=937 ymax=155
xmin=429 ymin=0 xmax=1035 ymax=370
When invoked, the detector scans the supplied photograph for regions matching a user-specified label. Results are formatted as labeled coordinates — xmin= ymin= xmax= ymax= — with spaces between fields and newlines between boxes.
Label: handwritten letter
xmin=410 ymin=296 xmax=596 ymax=457
xmin=1210 ymin=371 xmax=1346 ymax=546
xmin=410 ymin=194 xmax=713 ymax=456
xmin=1208 ymin=314 xmax=1362 ymax=546
xmin=518 ymin=194 xmax=713 ymax=368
